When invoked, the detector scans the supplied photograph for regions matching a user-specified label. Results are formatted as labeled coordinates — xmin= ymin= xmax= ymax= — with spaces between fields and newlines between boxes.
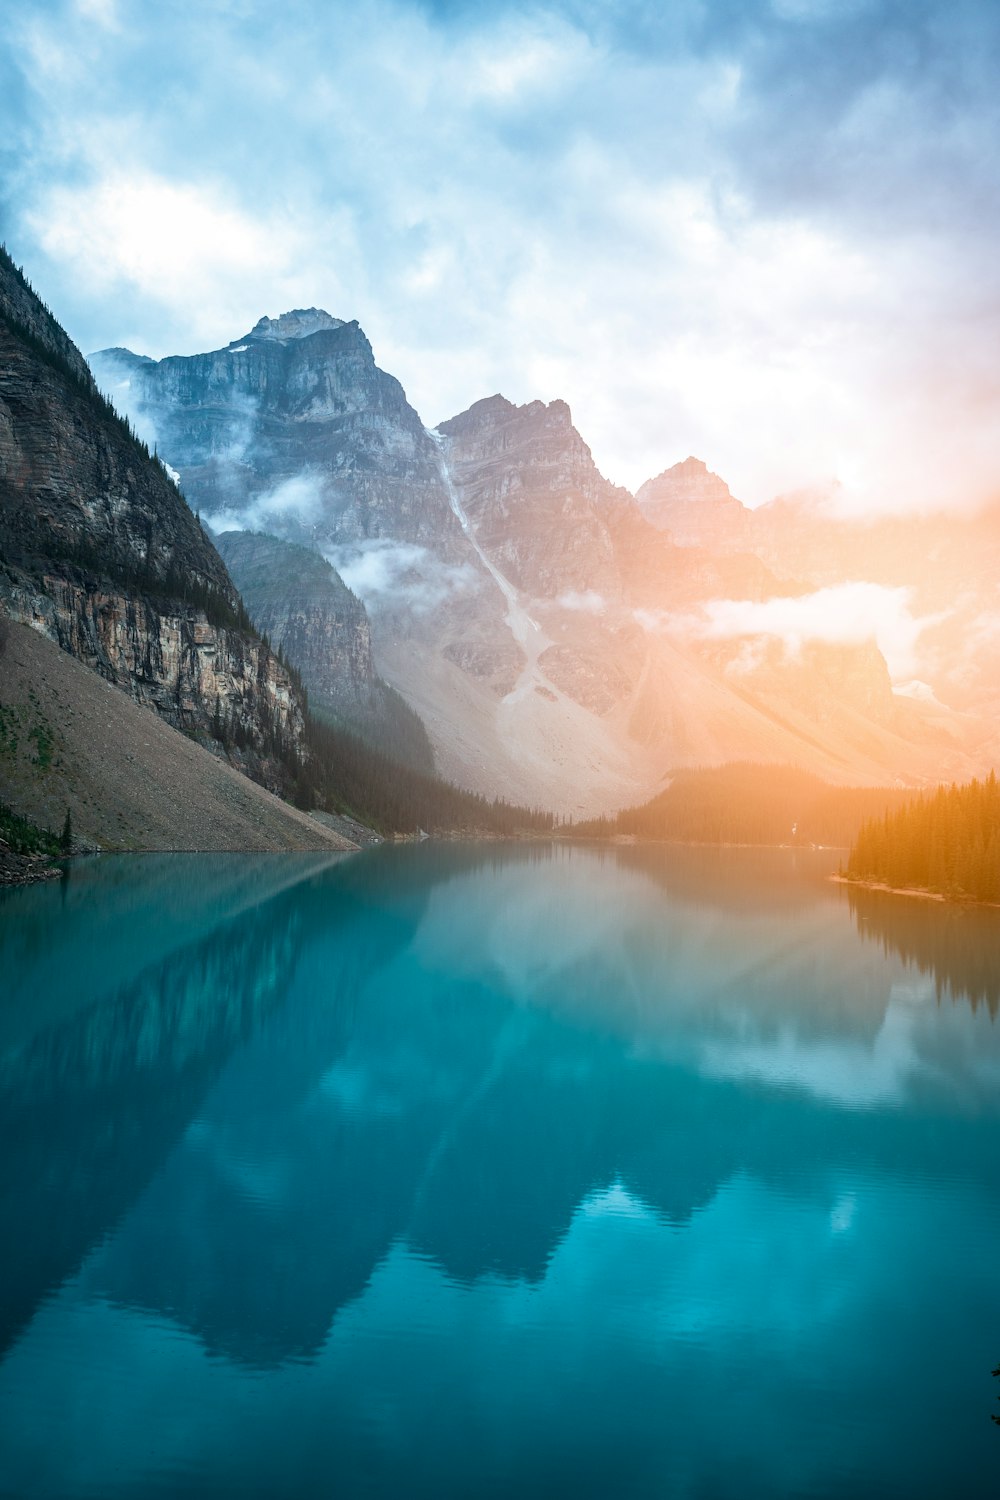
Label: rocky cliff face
xmin=91 ymin=313 xmax=462 ymax=552
xmin=0 ymin=248 xmax=306 ymax=787
xmin=437 ymin=395 xmax=629 ymax=599
xmin=215 ymin=532 xmax=376 ymax=711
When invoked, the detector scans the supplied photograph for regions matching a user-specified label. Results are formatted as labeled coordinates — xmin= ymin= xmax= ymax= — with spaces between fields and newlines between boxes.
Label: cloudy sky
xmin=2 ymin=0 xmax=999 ymax=511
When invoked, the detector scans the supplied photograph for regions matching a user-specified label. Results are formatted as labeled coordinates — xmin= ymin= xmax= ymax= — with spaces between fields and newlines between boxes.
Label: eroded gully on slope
xmin=427 ymin=428 xmax=562 ymax=706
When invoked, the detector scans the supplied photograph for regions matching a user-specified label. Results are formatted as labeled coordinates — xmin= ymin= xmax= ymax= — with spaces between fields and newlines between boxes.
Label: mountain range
xmin=4 ymin=238 xmax=998 ymax=852
xmin=89 ymin=308 xmax=999 ymax=816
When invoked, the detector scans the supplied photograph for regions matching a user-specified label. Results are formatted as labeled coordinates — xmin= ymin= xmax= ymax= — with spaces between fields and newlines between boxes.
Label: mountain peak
xmin=246 ymin=309 xmax=346 ymax=342
xmin=636 ymin=456 xmax=749 ymax=545
xmin=638 ymin=457 xmax=736 ymax=509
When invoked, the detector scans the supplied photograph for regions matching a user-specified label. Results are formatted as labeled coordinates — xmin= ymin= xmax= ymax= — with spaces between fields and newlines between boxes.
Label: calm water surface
xmin=1 ymin=844 xmax=999 ymax=1498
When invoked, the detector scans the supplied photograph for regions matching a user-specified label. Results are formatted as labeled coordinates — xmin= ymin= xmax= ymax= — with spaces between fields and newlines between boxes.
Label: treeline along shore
xmin=843 ymin=772 xmax=1000 ymax=904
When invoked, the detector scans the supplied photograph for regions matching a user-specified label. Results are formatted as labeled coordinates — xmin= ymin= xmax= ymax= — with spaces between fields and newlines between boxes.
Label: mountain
xmin=90 ymin=312 xmax=461 ymax=552
xmin=636 ymin=461 xmax=1000 ymax=724
xmin=89 ymin=311 xmax=992 ymax=813
xmin=0 ymin=248 xmax=310 ymax=796
xmin=637 ymin=456 xmax=752 ymax=550
xmin=0 ymin=255 xmax=557 ymax=846
xmin=214 ymin=530 xmax=434 ymax=773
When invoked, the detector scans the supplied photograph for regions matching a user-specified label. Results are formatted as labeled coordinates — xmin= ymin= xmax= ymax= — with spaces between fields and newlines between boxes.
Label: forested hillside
xmin=572 ymin=764 xmax=913 ymax=848
xmin=845 ymin=773 xmax=1000 ymax=900
xmin=294 ymin=714 xmax=554 ymax=837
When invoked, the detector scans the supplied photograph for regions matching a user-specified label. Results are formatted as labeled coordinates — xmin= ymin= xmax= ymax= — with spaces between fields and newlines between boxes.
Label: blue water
xmin=1 ymin=843 xmax=999 ymax=1498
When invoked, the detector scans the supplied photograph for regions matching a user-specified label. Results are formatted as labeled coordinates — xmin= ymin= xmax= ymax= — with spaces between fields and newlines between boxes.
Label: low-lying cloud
xmin=322 ymin=539 xmax=478 ymax=613
xmin=557 ymin=590 xmax=607 ymax=615
xmin=637 ymin=581 xmax=945 ymax=681
xmin=203 ymin=472 xmax=326 ymax=537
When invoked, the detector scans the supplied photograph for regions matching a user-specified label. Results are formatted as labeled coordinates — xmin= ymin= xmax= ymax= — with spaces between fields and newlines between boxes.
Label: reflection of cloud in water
xmin=410 ymin=851 xmax=1000 ymax=1114
xmin=699 ymin=981 xmax=931 ymax=1108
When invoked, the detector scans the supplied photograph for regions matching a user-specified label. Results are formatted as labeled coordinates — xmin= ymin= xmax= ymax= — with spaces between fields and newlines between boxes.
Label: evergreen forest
xmin=845 ymin=772 xmax=1000 ymax=901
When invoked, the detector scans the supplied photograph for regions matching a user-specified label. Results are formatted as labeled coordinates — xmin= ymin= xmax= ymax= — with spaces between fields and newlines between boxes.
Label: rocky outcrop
xmin=214 ymin=530 xmax=436 ymax=773
xmin=0 ymin=247 xmax=307 ymax=785
xmin=215 ymin=532 xmax=376 ymax=711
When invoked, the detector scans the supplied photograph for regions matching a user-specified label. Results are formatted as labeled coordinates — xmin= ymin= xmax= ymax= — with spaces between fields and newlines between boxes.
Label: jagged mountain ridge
xmin=89 ymin=309 xmax=990 ymax=813
xmin=92 ymin=314 xmax=464 ymax=551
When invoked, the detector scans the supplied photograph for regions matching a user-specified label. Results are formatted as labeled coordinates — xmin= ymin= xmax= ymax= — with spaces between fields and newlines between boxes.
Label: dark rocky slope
xmin=215 ymin=530 xmax=434 ymax=773
xmin=0 ymin=247 xmax=306 ymax=790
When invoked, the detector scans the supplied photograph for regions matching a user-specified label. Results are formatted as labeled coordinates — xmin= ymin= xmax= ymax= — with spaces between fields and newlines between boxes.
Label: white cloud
xmin=74 ymin=0 xmax=119 ymax=29
xmin=205 ymin=473 xmax=326 ymax=536
xmin=321 ymin=538 xmax=479 ymax=612
xmin=556 ymin=590 xmax=607 ymax=615
xmin=27 ymin=171 xmax=318 ymax=351
xmin=6 ymin=0 xmax=1000 ymax=513
xmin=639 ymin=581 xmax=945 ymax=680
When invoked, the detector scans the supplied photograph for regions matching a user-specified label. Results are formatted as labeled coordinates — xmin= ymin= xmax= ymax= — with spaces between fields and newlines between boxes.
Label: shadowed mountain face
xmin=90 ymin=313 xmax=993 ymax=813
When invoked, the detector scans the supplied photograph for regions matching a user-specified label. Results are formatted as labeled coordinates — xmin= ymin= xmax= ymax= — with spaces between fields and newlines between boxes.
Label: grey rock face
xmin=248 ymin=309 xmax=346 ymax=341
xmin=438 ymin=395 xmax=629 ymax=599
xmin=215 ymin=530 xmax=436 ymax=773
xmin=91 ymin=320 xmax=464 ymax=554
xmin=215 ymin=531 xmax=375 ymax=710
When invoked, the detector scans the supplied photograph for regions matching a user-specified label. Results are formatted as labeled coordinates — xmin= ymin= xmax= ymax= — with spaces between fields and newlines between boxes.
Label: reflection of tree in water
xmin=847 ymin=887 xmax=1000 ymax=1018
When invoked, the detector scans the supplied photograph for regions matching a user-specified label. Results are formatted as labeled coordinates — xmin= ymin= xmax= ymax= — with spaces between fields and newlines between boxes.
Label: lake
xmin=1 ymin=843 xmax=999 ymax=1498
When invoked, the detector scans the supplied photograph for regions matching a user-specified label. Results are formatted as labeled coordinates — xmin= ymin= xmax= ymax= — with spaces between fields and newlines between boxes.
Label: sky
xmin=2 ymin=0 xmax=1000 ymax=511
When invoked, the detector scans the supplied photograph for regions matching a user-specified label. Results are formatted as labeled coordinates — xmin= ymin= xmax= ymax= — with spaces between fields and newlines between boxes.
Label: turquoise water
xmin=1 ymin=843 xmax=999 ymax=1498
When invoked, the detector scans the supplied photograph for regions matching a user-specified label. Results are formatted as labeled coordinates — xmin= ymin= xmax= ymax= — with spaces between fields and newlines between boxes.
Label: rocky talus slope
xmin=0 ymin=622 xmax=354 ymax=852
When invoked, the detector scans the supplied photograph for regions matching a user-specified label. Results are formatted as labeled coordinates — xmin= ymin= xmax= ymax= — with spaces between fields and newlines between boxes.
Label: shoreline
xmin=831 ymin=874 xmax=1000 ymax=909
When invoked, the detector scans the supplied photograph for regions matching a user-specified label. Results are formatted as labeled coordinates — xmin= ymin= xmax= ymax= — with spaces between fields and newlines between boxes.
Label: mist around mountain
xmin=90 ymin=308 xmax=1000 ymax=818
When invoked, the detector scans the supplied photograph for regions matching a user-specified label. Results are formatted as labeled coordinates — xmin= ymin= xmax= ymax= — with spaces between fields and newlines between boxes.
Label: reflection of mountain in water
xmin=4 ymin=846 xmax=1000 ymax=1376
xmin=0 ymin=852 xmax=427 ymax=1359
xmin=847 ymin=886 xmax=1000 ymax=1018
xmin=27 ymin=847 xmax=991 ymax=1374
